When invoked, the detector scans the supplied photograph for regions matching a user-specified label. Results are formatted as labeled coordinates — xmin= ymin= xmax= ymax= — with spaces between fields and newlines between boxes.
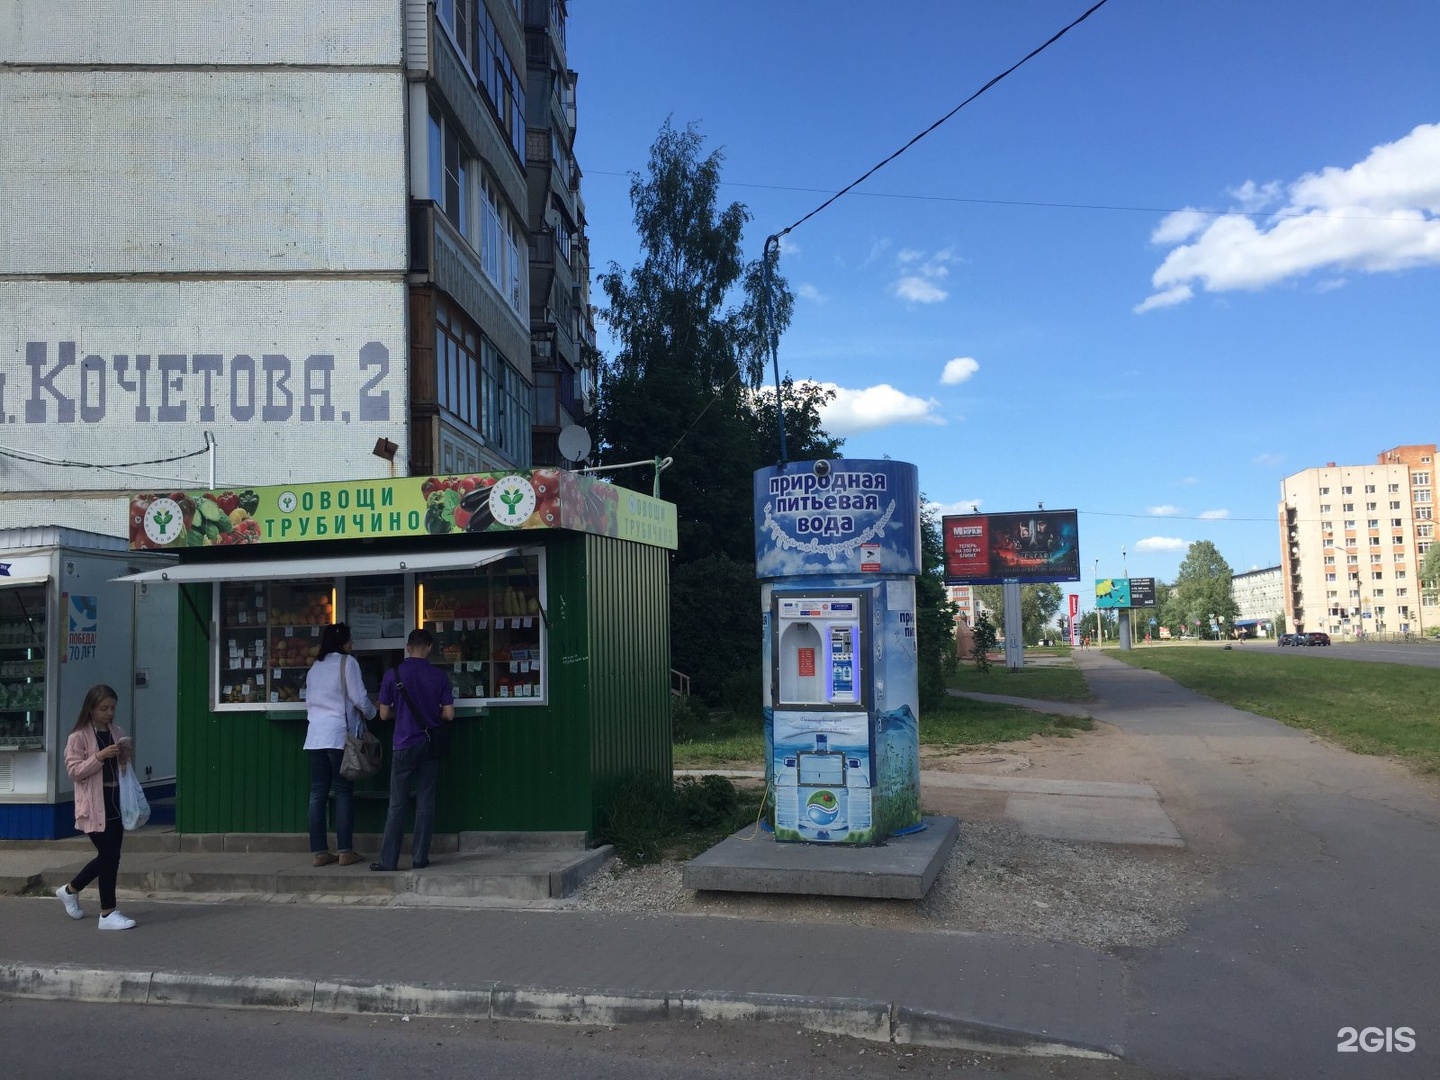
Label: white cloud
xmin=892 ymin=248 xmax=956 ymax=304
xmin=1199 ymin=509 xmax=1230 ymax=520
xmin=1135 ymin=536 xmax=1187 ymax=552
xmin=1133 ymin=284 xmax=1192 ymax=313
xmin=940 ymin=357 xmax=979 ymax=385
xmin=814 ymin=382 xmax=944 ymax=436
xmin=1253 ymin=453 xmax=1283 ymax=467
xmin=894 ymin=276 xmax=948 ymax=303
xmin=796 ymin=282 xmax=825 ymax=303
xmin=1150 ymin=209 xmax=1211 ymax=245
xmin=1228 ymin=180 xmax=1283 ymax=212
xmin=926 ymin=499 xmax=983 ymax=517
xmin=1138 ymin=123 xmax=1440 ymax=311
xmin=778 ymin=236 xmax=802 ymax=257
xmin=1148 ymin=505 xmax=1181 ymax=516
xmin=1180 ymin=476 xmax=1200 ymax=486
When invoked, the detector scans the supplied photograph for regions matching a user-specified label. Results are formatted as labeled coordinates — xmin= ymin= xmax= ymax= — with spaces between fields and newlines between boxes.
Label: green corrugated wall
xmin=173 ymin=533 xmax=672 ymax=839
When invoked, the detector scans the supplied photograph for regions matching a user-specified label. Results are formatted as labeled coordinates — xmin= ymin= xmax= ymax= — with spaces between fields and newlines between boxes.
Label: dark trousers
xmin=71 ymin=817 xmax=124 ymax=911
xmin=307 ymin=748 xmax=355 ymax=854
xmin=378 ymin=744 xmax=439 ymax=869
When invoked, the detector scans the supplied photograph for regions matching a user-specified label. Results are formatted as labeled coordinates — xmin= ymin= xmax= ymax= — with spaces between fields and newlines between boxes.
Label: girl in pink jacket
xmin=57 ymin=684 xmax=137 ymax=930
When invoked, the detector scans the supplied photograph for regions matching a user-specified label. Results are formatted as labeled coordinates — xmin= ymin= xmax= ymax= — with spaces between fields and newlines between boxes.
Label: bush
xmin=671 ymin=693 xmax=709 ymax=739
xmin=718 ymin=662 xmax=762 ymax=717
xmin=596 ymin=772 xmax=754 ymax=865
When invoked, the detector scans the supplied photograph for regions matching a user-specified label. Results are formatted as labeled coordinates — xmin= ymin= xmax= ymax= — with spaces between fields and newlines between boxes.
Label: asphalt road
xmin=0 ymin=999 xmax=1188 ymax=1080
xmin=1266 ymin=640 xmax=1440 ymax=667
xmin=1075 ymin=652 xmax=1440 ymax=1079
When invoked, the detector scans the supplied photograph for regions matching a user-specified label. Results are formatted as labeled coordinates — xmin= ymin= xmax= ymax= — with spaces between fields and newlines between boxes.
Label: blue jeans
xmin=307 ymin=748 xmax=355 ymax=854
xmin=378 ymin=744 xmax=439 ymax=869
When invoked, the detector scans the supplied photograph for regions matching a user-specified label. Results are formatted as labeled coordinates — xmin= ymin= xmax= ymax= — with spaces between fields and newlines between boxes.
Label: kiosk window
xmin=798 ymin=751 xmax=844 ymax=787
xmin=420 ymin=552 xmax=544 ymax=702
xmin=216 ymin=580 xmax=335 ymax=707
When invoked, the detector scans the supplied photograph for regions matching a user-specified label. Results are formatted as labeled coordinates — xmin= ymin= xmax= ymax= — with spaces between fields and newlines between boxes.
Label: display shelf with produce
xmin=215 ymin=580 xmax=335 ymax=708
xmin=421 ymin=554 xmax=545 ymax=704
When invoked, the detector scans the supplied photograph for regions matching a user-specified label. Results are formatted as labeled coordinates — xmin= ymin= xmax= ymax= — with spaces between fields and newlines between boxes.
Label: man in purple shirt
xmin=371 ymin=628 xmax=455 ymax=871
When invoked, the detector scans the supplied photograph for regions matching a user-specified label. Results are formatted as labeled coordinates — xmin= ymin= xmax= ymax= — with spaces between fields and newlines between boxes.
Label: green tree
xmin=970 ymin=611 xmax=998 ymax=672
xmin=917 ymin=501 xmax=957 ymax=711
xmin=1422 ymin=542 xmax=1440 ymax=602
xmin=595 ymin=120 xmax=848 ymax=704
xmin=972 ymin=583 xmax=1064 ymax=645
xmin=1164 ymin=541 xmax=1238 ymax=638
xmin=595 ymin=119 xmax=794 ymax=564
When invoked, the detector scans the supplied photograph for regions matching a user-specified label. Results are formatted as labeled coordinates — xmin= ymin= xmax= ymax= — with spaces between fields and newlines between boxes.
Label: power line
xmin=770 ymin=0 xmax=1113 ymax=244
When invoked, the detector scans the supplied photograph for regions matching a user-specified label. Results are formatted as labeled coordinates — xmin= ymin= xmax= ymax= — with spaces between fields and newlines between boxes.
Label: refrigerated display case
xmin=0 ymin=584 xmax=46 ymax=752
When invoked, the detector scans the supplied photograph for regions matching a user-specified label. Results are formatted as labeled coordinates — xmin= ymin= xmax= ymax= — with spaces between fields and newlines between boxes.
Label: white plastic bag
xmin=119 ymin=764 xmax=150 ymax=830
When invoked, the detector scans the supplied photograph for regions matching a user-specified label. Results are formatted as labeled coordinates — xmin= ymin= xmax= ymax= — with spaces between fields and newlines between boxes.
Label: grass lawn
xmin=946 ymin=660 xmax=1096 ymax=703
xmin=673 ymin=695 xmax=1092 ymax=769
xmin=1113 ymin=647 xmax=1440 ymax=773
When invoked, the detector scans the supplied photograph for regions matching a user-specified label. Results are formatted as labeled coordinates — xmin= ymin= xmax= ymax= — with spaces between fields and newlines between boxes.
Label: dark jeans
xmin=71 ymin=817 xmax=124 ymax=911
xmin=378 ymin=744 xmax=439 ymax=869
xmin=307 ymin=748 xmax=355 ymax=854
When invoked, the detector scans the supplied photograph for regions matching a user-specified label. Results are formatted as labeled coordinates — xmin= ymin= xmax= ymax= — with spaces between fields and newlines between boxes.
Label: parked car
xmin=1277 ymin=633 xmax=1301 ymax=646
xmin=1303 ymin=631 xmax=1332 ymax=646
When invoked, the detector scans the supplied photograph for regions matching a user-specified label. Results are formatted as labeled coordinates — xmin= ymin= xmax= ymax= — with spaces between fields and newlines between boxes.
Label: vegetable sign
xmin=128 ymin=470 xmax=677 ymax=551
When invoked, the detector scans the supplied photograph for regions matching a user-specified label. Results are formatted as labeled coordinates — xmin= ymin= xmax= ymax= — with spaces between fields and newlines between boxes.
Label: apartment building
xmin=0 ymin=0 xmax=594 ymax=536
xmin=1279 ymin=444 xmax=1436 ymax=637
xmin=1230 ymin=565 xmax=1282 ymax=638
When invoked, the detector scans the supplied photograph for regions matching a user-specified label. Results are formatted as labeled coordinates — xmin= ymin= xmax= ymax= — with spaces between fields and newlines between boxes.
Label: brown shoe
xmin=337 ymin=851 xmax=364 ymax=866
xmin=312 ymin=852 xmax=338 ymax=867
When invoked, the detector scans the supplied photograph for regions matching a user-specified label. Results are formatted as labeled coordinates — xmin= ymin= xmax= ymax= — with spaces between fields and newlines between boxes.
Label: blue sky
xmin=568 ymin=1 xmax=1440 ymax=603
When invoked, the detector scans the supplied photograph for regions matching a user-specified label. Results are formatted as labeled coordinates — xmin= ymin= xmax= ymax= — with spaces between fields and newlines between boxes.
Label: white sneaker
xmin=56 ymin=885 xmax=84 ymax=920
xmin=97 ymin=911 xmax=136 ymax=931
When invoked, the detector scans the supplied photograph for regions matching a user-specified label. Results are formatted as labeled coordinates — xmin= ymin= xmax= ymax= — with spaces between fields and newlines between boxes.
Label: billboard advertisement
xmin=941 ymin=510 xmax=1080 ymax=585
xmin=1096 ymin=577 xmax=1158 ymax=609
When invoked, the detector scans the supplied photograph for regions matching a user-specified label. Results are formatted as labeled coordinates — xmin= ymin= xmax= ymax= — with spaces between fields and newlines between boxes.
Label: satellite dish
xmin=557 ymin=425 xmax=592 ymax=463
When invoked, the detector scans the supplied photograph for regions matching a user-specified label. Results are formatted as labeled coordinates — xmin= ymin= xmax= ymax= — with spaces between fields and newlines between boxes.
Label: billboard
xmin=942 ymin=510 xmax=1080 ymax=585
xmin=1096 ymin=577 xmax=1157 ymax=609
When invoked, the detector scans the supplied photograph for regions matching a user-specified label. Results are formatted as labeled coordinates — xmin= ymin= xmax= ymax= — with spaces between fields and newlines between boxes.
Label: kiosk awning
xmin=0 ymin=574 xmax=50 ymax=588
xmin=113 ymin=547 xmax=520 ymax=585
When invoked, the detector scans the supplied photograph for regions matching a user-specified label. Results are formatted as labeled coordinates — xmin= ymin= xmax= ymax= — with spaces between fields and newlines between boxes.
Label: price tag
xmin=522 ymin=617 xmax=533 ymax=628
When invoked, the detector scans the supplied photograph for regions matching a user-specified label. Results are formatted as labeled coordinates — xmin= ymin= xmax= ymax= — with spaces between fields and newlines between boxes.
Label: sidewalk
xmin=0 ymin=680 xmax=1188 ymax=1060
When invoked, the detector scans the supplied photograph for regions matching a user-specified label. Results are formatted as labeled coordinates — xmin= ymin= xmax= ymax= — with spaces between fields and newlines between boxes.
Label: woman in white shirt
xmin=303 ymin=622 xmax=377 ymax=866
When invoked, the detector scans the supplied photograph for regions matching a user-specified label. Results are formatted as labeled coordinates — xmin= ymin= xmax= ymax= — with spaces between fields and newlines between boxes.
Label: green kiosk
xmin=122 ymin=468 xmax=676 ymax=847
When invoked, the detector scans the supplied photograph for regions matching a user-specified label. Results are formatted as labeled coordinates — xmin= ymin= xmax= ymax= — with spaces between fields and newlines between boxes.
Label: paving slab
xmin=683 ymin=815 xmax=959 ymax=898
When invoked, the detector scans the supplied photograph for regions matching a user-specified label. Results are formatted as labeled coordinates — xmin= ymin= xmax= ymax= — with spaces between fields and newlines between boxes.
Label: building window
xmin=1370 ymin=553 xmax=1383 ymax=563
xmin=428 ymin=105 xmax=472 ymax=234
xmin=1397 ymin=570 xmax=1408 ymax=579
xmin=1323 ymin=555 xmax=1335 ymax=565
xmin=1367 ymin=519 xmax=1378 ymax=529
xmin=479 ymin=175 xmax=527 ymax=319
xmin=1364 ymin=484 xmax=1375 ymax=494
xmin=1398 ymin=588 xmax=1408 ymax=597
xmin=437 ymin=0 xmax=527 ymax=163
xmin=1392 ymin=518 xmax=1403 ymax=528
xmin=1344 ymin=519 xmax=1356 ymax=529
xmin=1417 ymin=489 xmax=1432 ymax=504
xmin=1372 ymin=571 xmax=1383 ymax=581
xmin=1420 ymin=523 xmax=1435 ymax=538
xmin=1320 ymin=504 xmax=1331 ymax=513
xmin=1366 ymin=502 xmax=1377 ymax=511
xmin=1320 ymin=487 xmax=1330 ymax=495
xmin=1325 ymin=573 xmax=1336 ymax=582
xmin=1415 ymin=472 xmax=1431 ymax=486
xmin=1420 ymin=506 xmax=1434 ymax=520
xmin=1389 ymin=484 xmax=1400 ymax=493
xmin=1321 ymin=520 xmax=1333 ymax=531
xmin=1342 ymin=486 xmax=1353 ymax=495
xmin=1346 ymin=555 xmax=1358 ymax=564
xmin=1343 ymin=503 xmax=1354 ymax=512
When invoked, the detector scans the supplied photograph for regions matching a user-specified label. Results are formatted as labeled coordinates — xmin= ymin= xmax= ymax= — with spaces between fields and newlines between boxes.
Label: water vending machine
xmin=756 ymin=458 xmax=922 ymax=845
xmin=770 ymin=591 xmax=874 ymax=841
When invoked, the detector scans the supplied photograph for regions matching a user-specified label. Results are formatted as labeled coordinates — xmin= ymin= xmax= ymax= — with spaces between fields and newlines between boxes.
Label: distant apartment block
xmin=1230 ymin=565 xmax=1282 ymax=638
xmin=1279 ymin=443 xmax=1436 ymax=637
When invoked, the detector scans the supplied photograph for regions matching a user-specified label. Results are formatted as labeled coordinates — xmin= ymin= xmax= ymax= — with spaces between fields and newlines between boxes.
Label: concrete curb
xmin=0 ymin=962 xmax=1118 ymax=1059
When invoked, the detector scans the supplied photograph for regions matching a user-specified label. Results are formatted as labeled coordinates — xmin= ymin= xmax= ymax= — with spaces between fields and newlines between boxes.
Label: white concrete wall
xmin=0 ymin=280 xmax=409 ymax=501
xmin=0 ymin=71 xmax=407 ymax=275
xmin=0 ymin=1 xmax=402 ymax=65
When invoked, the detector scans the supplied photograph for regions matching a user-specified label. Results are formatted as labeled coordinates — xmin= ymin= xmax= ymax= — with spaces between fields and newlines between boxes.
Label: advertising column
xmin=754 ymin=460 xmax=922 ymax=844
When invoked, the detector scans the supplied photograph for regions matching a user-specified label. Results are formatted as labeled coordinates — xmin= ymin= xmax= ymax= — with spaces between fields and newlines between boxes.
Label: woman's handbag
xmin=119 ymin=763 xmax=151 ymax=830
xmin=338 ymin=658 xmax=383 ymax=780
xmin=340 ymin=717 xmax=384 ymax=780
